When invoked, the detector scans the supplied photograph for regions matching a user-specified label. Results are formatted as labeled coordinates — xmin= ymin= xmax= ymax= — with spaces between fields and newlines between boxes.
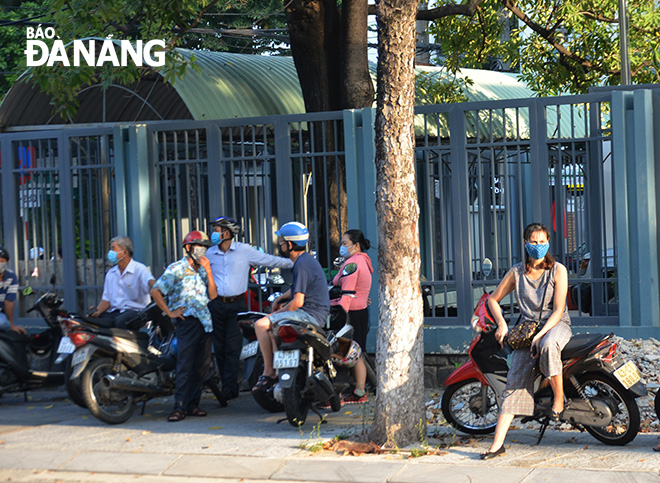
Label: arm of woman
xmin=487 ymin=268 xmax=516 ymax=347
xmin=531 ymin=263 xmax=568 ymax=348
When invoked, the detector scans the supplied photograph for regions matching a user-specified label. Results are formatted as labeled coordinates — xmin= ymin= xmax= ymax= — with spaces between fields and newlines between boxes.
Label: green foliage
xmin=415 ymin=71 xmax=473 ymax=104
xmin=427 ymin=0 xmax=660 ymax=96
xmin=0 ymin=2 xmax=47 ymax=99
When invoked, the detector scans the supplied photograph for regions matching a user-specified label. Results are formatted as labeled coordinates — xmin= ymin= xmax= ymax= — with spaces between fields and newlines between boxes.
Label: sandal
xmin=168 ymin=409 xmax=186 ymax=422
xmin=187 ymin=407 xmax=207 ymax=417
xmin=252 ymin=374 xmax=277 ymax=392
xmin=550 ymin=409 xmax=563 ymax=422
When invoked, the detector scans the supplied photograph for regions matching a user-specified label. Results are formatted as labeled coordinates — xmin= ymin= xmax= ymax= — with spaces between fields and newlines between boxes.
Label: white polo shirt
xmin=101 ymin=258 xmax=155 ymax=312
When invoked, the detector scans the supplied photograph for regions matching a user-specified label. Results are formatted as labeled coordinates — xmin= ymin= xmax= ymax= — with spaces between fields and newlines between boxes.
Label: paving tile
xmin=164 ymin=454 xmax=284 ymax=479
xmin=60 ymin=451 xmax=177 ymax=474
xmin=0 ymin=449 xmax=76 ymax=470
xmin=272 ymin=458 xmax=405 ymax=482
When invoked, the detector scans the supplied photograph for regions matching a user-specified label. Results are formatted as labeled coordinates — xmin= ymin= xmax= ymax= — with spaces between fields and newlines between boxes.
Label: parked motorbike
xmin=238 ymin=311 xmax=283 ymax=412
xmin=251 ymin=306 xmax=376 ymax=427
xmin=441 ymin=289 xmax=646 ymax=446
xmin=61 ymin=304 xmax=226 ymax=424
xmin=0 ymin=292 xmax=77 ymax=399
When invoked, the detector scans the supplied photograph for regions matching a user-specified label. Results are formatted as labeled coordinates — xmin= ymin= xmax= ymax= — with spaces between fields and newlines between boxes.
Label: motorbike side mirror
xmin=268 ymin=292 xmax=282 ymax=303
xmin=482 ymin=258 xmax=493 ymax=278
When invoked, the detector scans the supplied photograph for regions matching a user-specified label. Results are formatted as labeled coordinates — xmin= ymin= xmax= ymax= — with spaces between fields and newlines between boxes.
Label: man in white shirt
xmin=207 ymin=217 xmax=293 ymax=400
xmin=91 ymin=236 xmax=156 ymax=329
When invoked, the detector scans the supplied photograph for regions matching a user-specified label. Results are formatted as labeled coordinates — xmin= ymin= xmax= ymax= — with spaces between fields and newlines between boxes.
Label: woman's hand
xmin=495 ymin=324 xmax=508 ymax=347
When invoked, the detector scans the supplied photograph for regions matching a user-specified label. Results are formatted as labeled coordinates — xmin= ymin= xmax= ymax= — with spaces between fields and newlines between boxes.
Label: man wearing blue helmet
xmin=252 ymin=222 xmax=330 ymax=392
xmin=206 ymin=216 xmax=293 ymax=400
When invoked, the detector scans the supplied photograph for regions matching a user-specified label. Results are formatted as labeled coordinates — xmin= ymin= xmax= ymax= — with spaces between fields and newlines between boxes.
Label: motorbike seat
xmin=95 ymin=327 xmax=150 ymax=350
xmin=561 ymin=333 xmax=608 ymax=360
xmin=0 ymin=330 xmax=28 ymax=343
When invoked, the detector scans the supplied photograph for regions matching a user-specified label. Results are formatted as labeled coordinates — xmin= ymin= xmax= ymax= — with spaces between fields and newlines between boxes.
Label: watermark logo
xmin=24 ymin=26 xmax=166 ymax=67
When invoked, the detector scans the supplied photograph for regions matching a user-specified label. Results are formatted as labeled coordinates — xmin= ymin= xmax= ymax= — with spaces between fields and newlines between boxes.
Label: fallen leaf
xmin=44 ymin=405 xmax=54 ymax=409
xmin=639 ymin=459 xmax=646 ymax=462
xmin=345 ymin=411 xmax=352 ymax=415
xmin=584 ymin=445 xmax=588 ymax=450
xmin=82 ymin=416 xmax=88 ymax=419
xmin=142 ymin=431 xmax=151 ymax=435
xmin=202 ymin=446 xmax=209 ymax=449
xmin=208 ymin=426 xmax=222 ymax=430
xmin=27 ymin=406 xmax=34 ymax=410
xmin=126 ymin=438 xmax=131 ymax=442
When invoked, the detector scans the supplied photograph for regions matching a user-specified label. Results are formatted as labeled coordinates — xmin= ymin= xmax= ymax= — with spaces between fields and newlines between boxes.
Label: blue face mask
xmin=211 ymin=231 xmax=222 ymax=245
xmin=339 ymin=245 xmax=350 ymax=258
xmin=107 ymin=250 xmax=120 ymax=265
xmin=525 ymin=242 xmax=550 ymax=260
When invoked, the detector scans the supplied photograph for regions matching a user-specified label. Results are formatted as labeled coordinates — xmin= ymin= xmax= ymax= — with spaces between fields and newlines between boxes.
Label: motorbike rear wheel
xmin=64 ymin=359 xmax=86 ymax=408
xmin=441 ymin=378 xmax=498 ymax=434
xmin=81 ymin=357 xmax=137 ymax=425
xmin=577 ymin=373 xmax=640 ymax=446
xmin=654 ymin=388 xmax=660 ymax=422
xmin=283 ymin=367 xmax=310 ymax=427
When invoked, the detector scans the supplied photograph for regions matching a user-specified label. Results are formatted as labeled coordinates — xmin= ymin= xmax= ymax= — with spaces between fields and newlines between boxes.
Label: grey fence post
xmin=124 ymin=125 xmax=154 ymax=272
xmin=344 ymin=108 xmax=378 ymax=352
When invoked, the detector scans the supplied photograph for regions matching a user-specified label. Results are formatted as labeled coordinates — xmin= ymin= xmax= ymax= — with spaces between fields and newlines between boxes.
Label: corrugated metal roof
xmin=0 ymin=49 xmax=535 ymax=130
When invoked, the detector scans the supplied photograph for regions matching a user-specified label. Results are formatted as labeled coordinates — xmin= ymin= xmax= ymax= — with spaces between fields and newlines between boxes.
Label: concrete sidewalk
xmin=0 ymin=389 xmax=659 ymax=482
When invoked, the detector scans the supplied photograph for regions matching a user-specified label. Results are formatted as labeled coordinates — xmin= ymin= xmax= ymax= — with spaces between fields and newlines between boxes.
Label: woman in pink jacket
xmin=332 ymin=229 xmax=374 ymax=350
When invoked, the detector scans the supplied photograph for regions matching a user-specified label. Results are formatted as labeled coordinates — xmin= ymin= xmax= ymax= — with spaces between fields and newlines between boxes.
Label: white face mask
xmin=0 ymin=262 xmax=6 ymax=274
xmin=192 ymin=246 xmax=207 ymax=261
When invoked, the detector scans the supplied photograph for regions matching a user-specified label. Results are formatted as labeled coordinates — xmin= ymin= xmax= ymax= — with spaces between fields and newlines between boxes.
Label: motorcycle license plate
xmin=57 ymin=336 xmax=75 ymax=354
xmin=273 ymin=349 xmax=300 ymax=369
xmin=614 ymin=361 xmax=642 ymax=389
xmin=240 ymin=341 xmax=259 ymax=360
xmin=71 ymin=346 xmax=90 ymax=366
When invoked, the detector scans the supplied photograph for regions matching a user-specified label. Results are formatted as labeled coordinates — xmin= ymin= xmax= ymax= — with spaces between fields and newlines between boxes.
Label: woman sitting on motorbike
xmin=482 ymin=222 xmax=572 ymax=460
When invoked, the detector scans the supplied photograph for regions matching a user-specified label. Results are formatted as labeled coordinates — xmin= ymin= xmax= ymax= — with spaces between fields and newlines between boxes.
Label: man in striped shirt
xmin=0 ymin=247 xmax=25 ymax=334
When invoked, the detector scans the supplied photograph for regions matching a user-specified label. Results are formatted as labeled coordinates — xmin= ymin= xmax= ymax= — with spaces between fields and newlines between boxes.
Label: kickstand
xmin=535 ymin=419 xmax=549 ymax=445
xmin=140 ymin=401 xmax=147 ymax=415
xmin=23 ymin=391 xmax=28 ymax=403
xmin=309 ymin=406 xmax=327 ymax=423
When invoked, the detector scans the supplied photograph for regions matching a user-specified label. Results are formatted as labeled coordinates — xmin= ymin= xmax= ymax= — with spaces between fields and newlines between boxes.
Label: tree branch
xmin=501 ymin=0 xmax=611 ymax=75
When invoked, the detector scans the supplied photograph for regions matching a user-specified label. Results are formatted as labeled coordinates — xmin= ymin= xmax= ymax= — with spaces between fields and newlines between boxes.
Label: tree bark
xmin=371 ymin=0 xmax=425 ymax=447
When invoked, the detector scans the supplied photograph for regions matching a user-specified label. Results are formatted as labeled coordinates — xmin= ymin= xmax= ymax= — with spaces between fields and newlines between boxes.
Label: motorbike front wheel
xmin=578 ymin=373 xmax=640 ymax=446
xmin=441 ymin=379 xmax=498 ymax=434
xmin=283 ymin=367 xmax=311 ymax=427
xmin=81 ymin=357 xmax=137 ymax=425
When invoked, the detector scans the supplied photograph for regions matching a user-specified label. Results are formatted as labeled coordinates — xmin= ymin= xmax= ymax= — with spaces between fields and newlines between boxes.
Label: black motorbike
xmin=61 ymin=304 xmax=226 ymax=424
xmin=251 ymin=308 xmax=376 ymax=427
xmin=0 ymin=292 xmax=79 ymax=400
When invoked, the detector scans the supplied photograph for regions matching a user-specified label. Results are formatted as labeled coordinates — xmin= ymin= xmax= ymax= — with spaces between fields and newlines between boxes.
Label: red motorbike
xmin=441 ymin=292 xmax=646 ymax=445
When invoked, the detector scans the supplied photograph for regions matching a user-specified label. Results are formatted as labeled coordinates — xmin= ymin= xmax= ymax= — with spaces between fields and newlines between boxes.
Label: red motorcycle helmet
xmin=182 ymin=230 xmax=212 ymax=247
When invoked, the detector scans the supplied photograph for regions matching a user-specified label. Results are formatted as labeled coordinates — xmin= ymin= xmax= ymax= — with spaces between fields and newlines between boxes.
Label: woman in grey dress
xmin=481 ymin=223 xmax=572 ymax=460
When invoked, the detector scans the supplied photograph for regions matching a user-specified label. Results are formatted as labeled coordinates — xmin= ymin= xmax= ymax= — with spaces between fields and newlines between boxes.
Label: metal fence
xmin=2 ymin=87 xmax=655 ymax=345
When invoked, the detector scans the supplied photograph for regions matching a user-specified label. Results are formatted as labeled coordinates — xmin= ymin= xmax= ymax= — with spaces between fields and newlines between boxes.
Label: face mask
xmin=339 ymin=245 xmax=350 ymax=258
xmin=107 ymin=250 xmax=120 ymax=265
xmin=0 ymin=262 xmax=6 ymax=274
xmin=525 ymin=242 xmax=550 ymax=260
xmin=191 ymin=246 xmax=207 ymax=262
xmin=211 ymin=232 xmax=222 ymax=245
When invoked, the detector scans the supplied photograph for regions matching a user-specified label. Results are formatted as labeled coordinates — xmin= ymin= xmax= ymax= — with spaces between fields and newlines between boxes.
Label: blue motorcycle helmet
xmin=275 ymin=222 xmax=309 ymax=247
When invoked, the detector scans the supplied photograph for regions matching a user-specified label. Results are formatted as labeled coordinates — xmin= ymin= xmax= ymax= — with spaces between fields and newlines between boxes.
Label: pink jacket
xmin=331 ymin=252 xmax=373 ymax=312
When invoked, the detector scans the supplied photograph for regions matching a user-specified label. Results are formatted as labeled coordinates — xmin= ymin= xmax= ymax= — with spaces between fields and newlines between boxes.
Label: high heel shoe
xmin=480 ymin=445 xmax=506 ymax=460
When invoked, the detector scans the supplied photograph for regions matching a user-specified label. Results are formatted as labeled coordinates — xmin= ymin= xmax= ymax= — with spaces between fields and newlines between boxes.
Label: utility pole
xmin=618 ymin=0 xmax=631 ymax=85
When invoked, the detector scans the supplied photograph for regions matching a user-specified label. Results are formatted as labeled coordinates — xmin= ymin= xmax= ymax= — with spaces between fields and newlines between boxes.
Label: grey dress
xmin=500 ymin=262 xmax=572 ymax=416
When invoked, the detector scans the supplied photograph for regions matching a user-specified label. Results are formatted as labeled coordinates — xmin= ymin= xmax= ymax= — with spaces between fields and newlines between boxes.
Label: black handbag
xmin=507 ymin=278 xmax=550 ymax=350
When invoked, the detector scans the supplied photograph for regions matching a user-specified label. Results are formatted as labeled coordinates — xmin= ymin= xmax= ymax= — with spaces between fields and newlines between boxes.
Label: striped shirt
xmin=0 ymin=269 xmax=19 ymax=312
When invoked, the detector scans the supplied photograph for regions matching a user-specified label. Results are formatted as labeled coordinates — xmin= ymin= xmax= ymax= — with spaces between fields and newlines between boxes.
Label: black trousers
xmin=98 ymin=309 xmax=141 ymax=329
xmin=209 ymin=297 xmax=246 ymax=396
xmin=348 ymin=308 xmax=369 ymax=351
xmin=174 ymin=316 xmax=211 ymax=411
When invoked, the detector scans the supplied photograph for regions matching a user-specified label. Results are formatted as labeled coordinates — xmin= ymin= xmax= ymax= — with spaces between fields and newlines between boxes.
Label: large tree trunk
xmin=371 ymin=0 xmax=425 ymax=446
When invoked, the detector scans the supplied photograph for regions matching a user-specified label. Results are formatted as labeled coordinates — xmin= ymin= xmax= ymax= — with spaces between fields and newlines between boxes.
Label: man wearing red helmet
xmin=150 ymin=230 xmax=218 ymax=422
